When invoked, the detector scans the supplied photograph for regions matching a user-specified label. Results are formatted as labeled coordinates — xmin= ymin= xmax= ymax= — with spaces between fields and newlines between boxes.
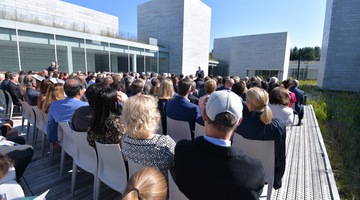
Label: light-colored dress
xmin=121 ymin=133 xmax=176 ymax=180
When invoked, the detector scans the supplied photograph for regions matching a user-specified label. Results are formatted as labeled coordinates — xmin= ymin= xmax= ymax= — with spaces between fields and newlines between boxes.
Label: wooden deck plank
xmin=9 ymin=105 xmax=339 ymax=200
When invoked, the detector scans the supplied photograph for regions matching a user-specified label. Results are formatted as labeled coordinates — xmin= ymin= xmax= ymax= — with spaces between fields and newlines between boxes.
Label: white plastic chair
xmin=21 ymin=101 xmax=36 ymax=143
xmin=58 ymin=122 xmax=76 ymax=177
xmin=168 ymin=170 xmax=188 ymax=200
xmin=194 ymin=122 xmax=205 ymax=139
xmin=232 ymin=133 xmax=275 ymax=200
xmin=166 ymin=117 xmax=192 ymax=143
xmin=71 ymin=129 xmax=98 ymax=199
xmin=29 ymin=106 xmax=40 ymax=147
xmin=0 ymin=89 xmax=7 ymax=115
xmin=95 ymin=142 xmax=127 ymax=198
xmin=18 ymin=100 xmax=30 ymax=134
xmin=3 ymin=90 xmax=14 ymax=119
xmin=127 ymin=159 xmax=146 ymax=179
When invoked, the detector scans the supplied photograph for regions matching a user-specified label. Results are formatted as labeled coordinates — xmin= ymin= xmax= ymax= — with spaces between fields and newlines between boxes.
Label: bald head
xmin=64 ymin=78 xmax=84 ymax=98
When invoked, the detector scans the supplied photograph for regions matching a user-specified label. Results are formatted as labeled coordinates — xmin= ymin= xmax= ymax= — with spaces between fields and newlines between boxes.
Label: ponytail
xmin=260 ymin=104 xmax=272 ymax=125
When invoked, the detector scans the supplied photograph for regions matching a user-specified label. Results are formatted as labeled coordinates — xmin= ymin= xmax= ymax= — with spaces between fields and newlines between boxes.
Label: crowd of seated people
xmin=0 ymin=67 xmax=308 ymax=199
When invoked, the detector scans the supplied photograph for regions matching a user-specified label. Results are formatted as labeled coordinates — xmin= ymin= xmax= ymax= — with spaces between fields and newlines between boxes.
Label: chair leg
xmin=21 ymin=117 xmax=25 ymax=133
xmin=26 ymin=122 xmax=30 ymax=141
xmin=94 ymin=175 xmax=100 ymax=200
xmin=71 ymin=163 xmax=77 ymax=197
xmin=41 ymin=134 xmax=46 ymax=156
xmin=49 ymin=143 xmax=54 ymax=165
xmin=60 ymin=148 xmax=65 ymax=177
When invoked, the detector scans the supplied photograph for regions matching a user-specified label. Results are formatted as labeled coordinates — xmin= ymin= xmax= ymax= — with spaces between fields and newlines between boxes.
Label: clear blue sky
xmin=62 ymin=0 xmax=326 ymax=51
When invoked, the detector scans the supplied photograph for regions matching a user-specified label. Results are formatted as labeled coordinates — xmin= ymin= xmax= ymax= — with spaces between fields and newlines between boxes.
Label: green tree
xmin=314 ymin=46 xmax=321 ymax=60
xmin=209 ymin=49 xmax=214 ymax=60
xmin=301 ymin=47 xmax=315 ymax=60
xmin=290 ymin=46 xmax=299 ymax=60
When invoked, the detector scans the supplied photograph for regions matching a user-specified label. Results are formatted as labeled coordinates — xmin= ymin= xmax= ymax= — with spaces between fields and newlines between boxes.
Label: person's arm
xmin=46 ymin=111 xmax=58 ymax=143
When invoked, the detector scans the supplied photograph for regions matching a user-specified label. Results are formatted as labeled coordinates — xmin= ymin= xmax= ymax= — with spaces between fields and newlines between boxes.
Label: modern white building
xmin=213 ymin=32 xmax=291 ymax=81
xmin=0 ymin=0 xmax=169 ymax=73
xmin=318 ymin=0 xmax=360 ymax=92
xmin=138 ymin=0 xmax=211 ymax=76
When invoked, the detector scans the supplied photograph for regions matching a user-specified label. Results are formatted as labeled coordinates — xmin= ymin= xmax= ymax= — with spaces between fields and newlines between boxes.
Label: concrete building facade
xmin=0 ymin=0 xmax=169 ymax=74
xmin=318 ymin=0 xmax=360 ymax=92
xmin=213 ymin=32 xmax=291 ymax=81
xmin=138 ymin=0 xmax=211 ymax=76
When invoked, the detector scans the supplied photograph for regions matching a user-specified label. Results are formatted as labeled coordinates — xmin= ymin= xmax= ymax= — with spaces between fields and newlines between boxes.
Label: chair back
xmin=19 ymin=100 xmax=30 ymax=120
xmin=95 ymin=142 xmax=127 ymax=193
xmin=58 ymin=122 xmax=76 ymax=157
xmin=127 ymin=159 xmax=146 ymax=179
xmin=33 ymin=106 xmax=45 ymax=132
xmin=194 ymin=122 xmax=205 ymax=139
xmin=166 ymin=117 xmax=192 ymax=143
xmin=3 ymin=90 xmax=14 ymax=119
xmin=168 ymin=170 xmax=188 ymax=200
xmin=0 ymin=89 xmax=7 ymax=114
xmin=232 ymin=133 xmax=275 ymax=200
xmin=22 ymin=101 xmax=36 ymax=124
xmin=41 ymin=112 xmax=48 ymax=135
xmin=72 ymin=129 xmax=97 ymax=174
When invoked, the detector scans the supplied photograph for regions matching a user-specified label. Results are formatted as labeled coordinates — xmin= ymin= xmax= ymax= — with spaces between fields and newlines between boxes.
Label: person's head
xmin=9 ymin=72 xmax=19 ymax=83
xmin=42 ymin=83 xmax=65 ymax=113
xmin=269 ymin=77 xmax=278 ymax=84
xmin=64 ymin=78 xmax=85 ymax=98
xmin=177 ymin=78 xmax=193 ymax=96
xmin=291 ymin=79 xmax=299 ymax=87
xmin=231 ymin=81 xmax=246 ymax=97
xmin=282 ymin=79 xmax=292 ymax=89
xmin=204 ymin=79 xmax=216 ymax=95
xmin=23 ymin=75 xmax=37 ymax=89
xmin=158 ymin=78 xmax=175 ymax=100
xmin=91 ymin=87 xmax=120 ymax=131
xmin=123 ymin=167 xmax=167 ymax=200
xmin=104 ymin=76 xmax=114 ymax=86
xmin=122 ymin=95 xmax=160 ymax=139
xmin=0 ymin=154 xmax=11 ymax=180
xmin=149 ymin=78 xmax=160 ymax=96
xmin=269 ymin=86 xmax=290 ymax=106
xmin=204 ymin=90 xmax=243 ymax=135
xmin=51 ymin=61 xmax=55 ymax=67
xmin=130 ymin=79 xmax=145 ymax=95
xmin=86 ymin=83 xmax=109 ymax=107
xmin=0 ymin=73 xmax=5 ymax=82
xmin=246 ymin=87 xmax=273 ymax=125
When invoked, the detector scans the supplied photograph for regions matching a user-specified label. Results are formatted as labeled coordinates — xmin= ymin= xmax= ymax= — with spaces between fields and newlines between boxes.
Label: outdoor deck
xmin=11 ymin=105 xmax=339 ymax=200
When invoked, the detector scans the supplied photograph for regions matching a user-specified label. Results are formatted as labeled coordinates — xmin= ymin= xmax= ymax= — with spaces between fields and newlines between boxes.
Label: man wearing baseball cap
xmin=175 ymin=90 xmax=265 ymax=200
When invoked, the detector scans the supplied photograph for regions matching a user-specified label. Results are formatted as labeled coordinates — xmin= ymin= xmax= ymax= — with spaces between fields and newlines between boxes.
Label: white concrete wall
xmin=214 ymin=32 xmax=290 ymax=81
xmin=0 ymin=0 xmax=119 ymax=36
xmin=318 ymin=0 xmax=360 ymax=92
xmin=138 ymin=0 xmax=211 ymax=76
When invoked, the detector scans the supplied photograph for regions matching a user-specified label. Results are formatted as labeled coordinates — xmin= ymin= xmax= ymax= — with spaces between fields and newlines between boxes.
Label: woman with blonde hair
xmin=235 ymin=87 xmax=286 ymax=190
xmin=37 ymin=79 xmax=52 ymax=110
xmin=122 ymin=167 xmax=167 ymax=200
xmin=121 ymin=95 xmax=176 ymax=180
xmin=42 ymin=83 xmax=65 ymax=113
xmin=157 ymin=78 xmax=176 ymax=134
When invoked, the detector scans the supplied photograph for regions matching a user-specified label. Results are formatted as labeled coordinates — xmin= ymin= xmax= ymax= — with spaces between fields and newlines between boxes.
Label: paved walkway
xmin=271 ymin=105 xmax=339 ymax=200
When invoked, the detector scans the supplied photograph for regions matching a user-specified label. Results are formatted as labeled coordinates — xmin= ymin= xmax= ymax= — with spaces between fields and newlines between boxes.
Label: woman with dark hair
xmin=37 ymin=79 xmax=52 ymax=110
xmin=87 ymin=87 xmax=124 ymax=148
xmin=269 ymin=86 xmax=294 ymax=126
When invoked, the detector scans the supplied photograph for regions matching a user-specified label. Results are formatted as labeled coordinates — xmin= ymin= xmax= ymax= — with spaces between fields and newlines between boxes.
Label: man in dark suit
xmin=166 ymin=78 xmax=203 ymax=139
xmin=6 ymin=72 xmax=22 ymax=106
xmin=195 ymin=66 xmax=204 ymax=77
xmin=290 ymin=79 xmax=305 ymax=126
xmin=175 ymin=90 xmax=265 ymax=200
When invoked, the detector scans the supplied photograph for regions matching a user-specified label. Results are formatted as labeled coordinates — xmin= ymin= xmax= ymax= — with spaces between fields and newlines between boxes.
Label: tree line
xmin=290 ymin=46 xmax=320 ymax=61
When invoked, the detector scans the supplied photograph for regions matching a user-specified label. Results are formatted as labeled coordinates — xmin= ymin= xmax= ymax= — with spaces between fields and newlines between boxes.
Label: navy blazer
xmin=165 ymin=95 xmax=204 ymax=138
xmin=290 ymin=86 xmax=305 ymax=113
